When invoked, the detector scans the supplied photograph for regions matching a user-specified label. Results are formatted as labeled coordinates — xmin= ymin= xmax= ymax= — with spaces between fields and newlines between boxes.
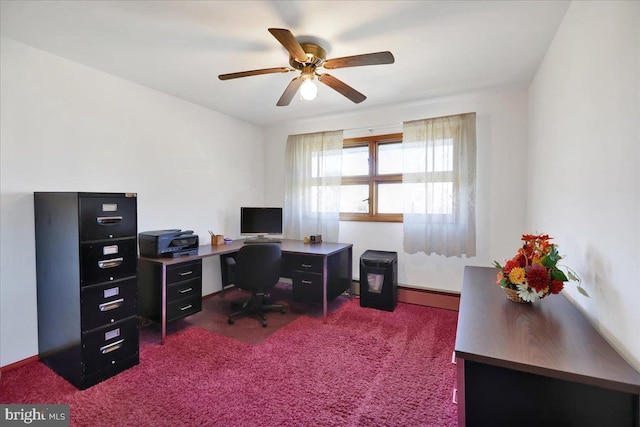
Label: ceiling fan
xmin=218 ymin=28 xmax=395 ymax=106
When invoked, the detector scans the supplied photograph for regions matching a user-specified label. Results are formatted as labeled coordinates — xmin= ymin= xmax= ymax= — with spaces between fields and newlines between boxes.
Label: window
xmin=402 ymin=113 xmax=476 ymax=257
xmin=340 ymin=133 xmax=403 ymax=222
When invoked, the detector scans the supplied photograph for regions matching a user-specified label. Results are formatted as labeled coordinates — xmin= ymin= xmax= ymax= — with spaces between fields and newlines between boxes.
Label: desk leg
xmin=161 ymin=264 xmax=167 ymax=345
xmin=322 ymin=256 xmax=328 ymax=324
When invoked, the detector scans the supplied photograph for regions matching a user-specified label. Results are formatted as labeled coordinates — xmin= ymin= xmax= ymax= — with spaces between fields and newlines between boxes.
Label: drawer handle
xmin=98 ymin=257 xmax=123 ymax=269
xmin=301 ymin=280 xmax=313 ymax=285
xmin=179 ymin=304 xmax=193 ymax=311
xmin=179 ymin=271 xmax=193 ymax=276
xmin=96 ymin=216 xmax=123 ymax=225
xmin=100 ymin=339 xmax=124 ymax=354
xmin=99 ymin=298 xmax=124 ymax=311
xmin=179 ymin=287 xmax=193 ymax=294
xmin=301 ymin=264 xmax=313 ymax=269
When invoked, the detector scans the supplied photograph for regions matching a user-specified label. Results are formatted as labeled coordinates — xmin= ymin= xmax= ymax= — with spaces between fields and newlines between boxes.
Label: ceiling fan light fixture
xmin=300 ymin=78 xmax=318 ymax=101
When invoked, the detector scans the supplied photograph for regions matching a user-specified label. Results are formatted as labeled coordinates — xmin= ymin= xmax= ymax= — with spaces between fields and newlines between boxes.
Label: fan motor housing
xmin=289 ymin=43 xmax=326 ymax=69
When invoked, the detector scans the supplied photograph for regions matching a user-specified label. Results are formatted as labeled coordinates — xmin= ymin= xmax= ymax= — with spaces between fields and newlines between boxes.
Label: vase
xmin=503 ymin=287 xmax=529 ymax=304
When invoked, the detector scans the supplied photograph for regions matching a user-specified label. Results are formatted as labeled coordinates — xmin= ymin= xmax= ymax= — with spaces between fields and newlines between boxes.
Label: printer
xmin=138 ymin=229 xmax=199 ymax=258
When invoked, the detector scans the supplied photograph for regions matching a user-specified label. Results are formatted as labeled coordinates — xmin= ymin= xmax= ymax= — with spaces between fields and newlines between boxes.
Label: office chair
xmin=227 ymin=243 xmax=285 ymax=327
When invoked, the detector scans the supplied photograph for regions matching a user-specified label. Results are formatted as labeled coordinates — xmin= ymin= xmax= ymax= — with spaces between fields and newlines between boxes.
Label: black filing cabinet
xmin=34 ymin=192 xmax=139 ymax=389
xmin=360 ymin=250 xmax=398 ymax=311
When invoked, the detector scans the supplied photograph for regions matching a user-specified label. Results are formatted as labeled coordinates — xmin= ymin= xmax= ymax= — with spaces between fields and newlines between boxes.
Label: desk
xmin=139 ymin=239 xmax=353 ymax=344
xmin=454 ymin=266 xmax=640 ymax=427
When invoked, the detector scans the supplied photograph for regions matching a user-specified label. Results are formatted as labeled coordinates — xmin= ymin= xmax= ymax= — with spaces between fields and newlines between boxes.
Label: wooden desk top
xmin=139 ymin=239 xmax=353 ymax=266
xmin=455 ymin=266 xmax=640 ymax=394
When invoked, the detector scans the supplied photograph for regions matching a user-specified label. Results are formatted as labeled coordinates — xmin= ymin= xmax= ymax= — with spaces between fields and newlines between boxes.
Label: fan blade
xmin=218 ymin=67 xmax=292 ymax=80
xmin=268 ymin=28 xmax=308 ymax=63
xmin=277 ymin=77 xmax=303 ymax=106
xmin=323 ymin=51 xmax=395 ymax=69
xmin=318 ymin=74 xmax=366 ymax=104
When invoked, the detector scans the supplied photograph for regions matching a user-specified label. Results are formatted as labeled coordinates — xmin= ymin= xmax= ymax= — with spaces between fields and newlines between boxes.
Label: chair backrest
xmin=234 ymin=243 xmax=282 ymax=293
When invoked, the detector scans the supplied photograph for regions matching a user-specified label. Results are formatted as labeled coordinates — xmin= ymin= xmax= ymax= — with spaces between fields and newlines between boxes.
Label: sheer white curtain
xmin=284 ymin=130 xmax=343 ymax=242
xmin=402 ymin=113 xmax=476 ymax=257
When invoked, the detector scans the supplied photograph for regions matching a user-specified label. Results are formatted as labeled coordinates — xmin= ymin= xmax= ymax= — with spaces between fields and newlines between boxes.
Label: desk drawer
xmin=167 ymin=294 xmax=202 ymax=322
xmin=166 ymin=260 xmax=202 ymax=285
xmin=290 ymin=254 xmax=323 ymax=274
xmin=292 ymin=271 xmax=323 ymax=304
xmin=167 ymin=278 xmax=201 ymax=302
xmin=81 ymin=278 xmax=137 ymax=331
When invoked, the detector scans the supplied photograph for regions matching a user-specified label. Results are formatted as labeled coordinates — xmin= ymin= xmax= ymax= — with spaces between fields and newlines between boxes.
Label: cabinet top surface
xmin=455 ymin=266 xmax=640 ymax=394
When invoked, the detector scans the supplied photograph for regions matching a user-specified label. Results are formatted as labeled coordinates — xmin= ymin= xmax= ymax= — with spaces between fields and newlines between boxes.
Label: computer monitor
xmin=240 ymin=207 xmax=283 ymax=236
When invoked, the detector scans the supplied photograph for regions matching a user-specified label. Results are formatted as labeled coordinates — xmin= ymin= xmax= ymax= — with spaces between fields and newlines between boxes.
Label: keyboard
xmin=243 ymin=238 xmax=282 ymax=244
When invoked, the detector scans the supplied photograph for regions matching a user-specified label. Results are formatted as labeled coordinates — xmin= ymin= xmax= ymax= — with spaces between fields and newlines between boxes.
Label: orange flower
xmin=508 ymin=267 xmax=526 ymax=285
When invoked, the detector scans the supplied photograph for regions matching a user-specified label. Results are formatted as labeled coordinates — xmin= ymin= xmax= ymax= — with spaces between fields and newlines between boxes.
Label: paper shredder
xmin=359 ymin=250 xmax=398 ymax=311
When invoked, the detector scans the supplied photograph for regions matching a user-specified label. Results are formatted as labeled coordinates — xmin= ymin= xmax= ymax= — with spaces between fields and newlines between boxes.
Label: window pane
xmin=403 ymin=182 xmax=453 ymax=214
xmin=402 ymin=139 xmax=453 ymax=173
xmin=311 ymin=185 xmax=340 ymax=212
xmin=342 ymin=146 xmax=369 ymax=176
xmin=340 ymin=185 xmax=369 ymax=213
xmin=378 ymin=142 xmax=403 ymax=175
xmin=429 ymin=139 xmax=453 ymax=172
xmin=312 ymin=149 xmax=343 ymax=178
xmin=427 ymin=182 xmax=453 ymax=214
xmin=378 ymin=183 xmax=403 ymax=214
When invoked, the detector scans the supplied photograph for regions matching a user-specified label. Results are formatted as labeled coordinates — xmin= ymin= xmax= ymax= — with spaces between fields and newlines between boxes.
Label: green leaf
xmin=551 ymin=268 xmax=568 ymax=282
xmin=493 ymin=260 xmax=503 ymax=269
xmin=577 ymin=286 xmax=590 ymax=297
xmin=566 ymin=270 xmax=579 ymax=282
xmin=542 ymin=246 xmax=560 ymax=268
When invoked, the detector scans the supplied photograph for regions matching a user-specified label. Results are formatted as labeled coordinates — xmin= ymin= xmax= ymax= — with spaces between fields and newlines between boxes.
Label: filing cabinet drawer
xmin=289 ymin=254 xmax=323 ymax=274
xmin=82 ymin=352 xmax=139 ymax=390
xmin=80 ymin=195 xmax=137 ymax=241
xmin=167 ymin=294 xmax=202 ymax=322
xmin=292 ymin=271 xmax=323 ymax=304
xmin=80 ymin=238 xmax=137 ymax=286
xmin=82 ymin=316 xmax=139 ymax=374
xmin=81 ymin=278 xmax=137 ymax=331
xmin=167 ymin=278 xmax=201 ymax=302
xmin=166 ymin=260 xmax=202 ymax=284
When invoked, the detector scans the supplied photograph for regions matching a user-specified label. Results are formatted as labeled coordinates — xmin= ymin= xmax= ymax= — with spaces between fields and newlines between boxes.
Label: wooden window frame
xmin=340 ymin=133 xmax=403 ymax=222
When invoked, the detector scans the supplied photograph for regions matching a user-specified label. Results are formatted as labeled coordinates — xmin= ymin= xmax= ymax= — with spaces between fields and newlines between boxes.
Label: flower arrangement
xmin=493 ymin=234 xmax=588 ymax=303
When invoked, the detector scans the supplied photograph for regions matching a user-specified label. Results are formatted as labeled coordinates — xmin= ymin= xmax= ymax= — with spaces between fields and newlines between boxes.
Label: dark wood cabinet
xmin=455 ymin=266 xmax=640 ymax=427
xmin=34 ymin=192 xmax=139 ymax=389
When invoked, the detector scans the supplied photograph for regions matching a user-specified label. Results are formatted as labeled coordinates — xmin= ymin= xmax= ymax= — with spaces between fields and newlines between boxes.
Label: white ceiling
xmin=0 ymin=0 xmax=570 ymax=127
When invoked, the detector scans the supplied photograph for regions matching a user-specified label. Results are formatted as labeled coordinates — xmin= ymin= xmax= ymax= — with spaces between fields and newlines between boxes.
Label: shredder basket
xmin=367 ymin=273 xmax=384 ymax=293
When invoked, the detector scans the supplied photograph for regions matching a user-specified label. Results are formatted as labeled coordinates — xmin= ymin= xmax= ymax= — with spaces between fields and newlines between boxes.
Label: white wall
xmin=264 ymin=89 xmax=529 ymax=292
xmin=0 ymin=38 xmax=265 ymax=367
xmin=528 ymin=1 xmax=640 ymax=369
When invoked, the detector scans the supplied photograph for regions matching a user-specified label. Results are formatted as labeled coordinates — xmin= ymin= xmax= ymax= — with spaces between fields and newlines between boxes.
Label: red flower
xmin=503 ymin=259 xmax=520 ymax=274
xmin=514 ymin=253 xmax=527 ymax=267
xmin=549 ymin=280 xmax=564 ymax=294
xmin=526 ymin=264 xmax=549 ymax=292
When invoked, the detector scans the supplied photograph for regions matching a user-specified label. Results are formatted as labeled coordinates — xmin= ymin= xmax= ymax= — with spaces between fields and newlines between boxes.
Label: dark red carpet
xmin=1 ymin=299 xmax=459 ymax=426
